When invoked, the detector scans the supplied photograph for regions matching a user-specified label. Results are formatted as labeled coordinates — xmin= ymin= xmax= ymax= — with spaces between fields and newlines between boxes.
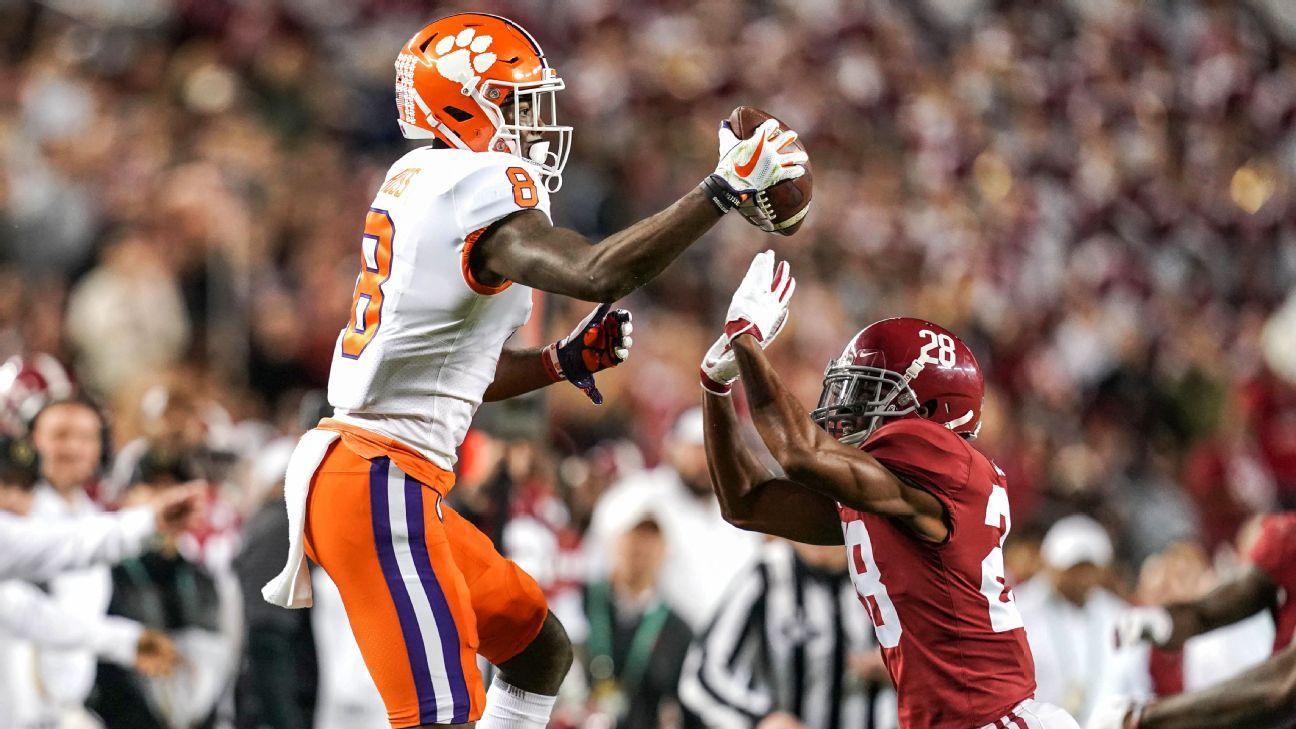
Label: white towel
xmin=262 ymin=429 xmax=341 ymax=608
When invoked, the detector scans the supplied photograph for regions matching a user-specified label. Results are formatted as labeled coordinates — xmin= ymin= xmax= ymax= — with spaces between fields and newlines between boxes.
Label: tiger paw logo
xmin=433 ymin=28 xmax=497 ymax=87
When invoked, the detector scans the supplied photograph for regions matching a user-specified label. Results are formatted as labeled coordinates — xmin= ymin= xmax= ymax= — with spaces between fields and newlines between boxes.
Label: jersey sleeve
xmin=451 ymin=156 xmax=552 ymax=240
xmin=861 ymin=419 xmax=971 ymax=532
xmin=1248 ymin=513 xmax=1296 ymax=586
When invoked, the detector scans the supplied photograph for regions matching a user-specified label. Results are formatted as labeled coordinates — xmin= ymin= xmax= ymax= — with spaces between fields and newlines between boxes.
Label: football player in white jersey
xmin=262 ymin=12 xmax=808 ymax=729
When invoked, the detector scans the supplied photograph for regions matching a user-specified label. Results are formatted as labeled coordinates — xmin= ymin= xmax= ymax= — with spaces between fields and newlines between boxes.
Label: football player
xmin=1089 ymin=512 xmax=1296 ymax=729
xmin=699 ymin=251 xmax=1079 ymax=729
xmin=261 ymin=12 xmax=807 ymax=729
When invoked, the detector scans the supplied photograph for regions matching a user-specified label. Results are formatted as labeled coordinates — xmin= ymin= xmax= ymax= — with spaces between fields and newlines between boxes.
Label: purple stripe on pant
xmin=403 ymin=474 xmax=471 ymax=723
xmin=369 ymin=456 xmax=439 ymax=724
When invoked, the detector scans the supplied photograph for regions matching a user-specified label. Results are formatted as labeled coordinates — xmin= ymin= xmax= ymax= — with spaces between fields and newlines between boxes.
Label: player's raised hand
xmin=544 ymin=303 xmax=633 ymax=405
xmin=707 ymin=118 xmax=807 ymax=210
xmin=726 ymin=250 xmax=795 ymax=343
xmin=701 ymin=251 xmax=794 ymax=394
xmin=1113 ymin=605 xmax=1173 ymax=647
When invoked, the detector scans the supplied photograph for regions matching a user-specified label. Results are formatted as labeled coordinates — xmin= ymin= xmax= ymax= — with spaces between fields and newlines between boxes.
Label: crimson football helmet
xmin=810 ymin=318 xmax=984 ymax=444
xmin=394 ymin=13 xmax=571 ymax=190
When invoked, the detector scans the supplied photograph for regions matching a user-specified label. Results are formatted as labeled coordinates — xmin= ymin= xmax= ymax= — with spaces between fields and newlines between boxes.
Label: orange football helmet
xmin=395 ymin=13 xmax=572 ymax=191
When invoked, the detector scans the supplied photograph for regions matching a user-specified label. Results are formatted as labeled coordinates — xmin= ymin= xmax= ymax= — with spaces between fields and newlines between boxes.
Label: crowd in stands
xmin=1 ymin=0 xmax=1295 ymax=727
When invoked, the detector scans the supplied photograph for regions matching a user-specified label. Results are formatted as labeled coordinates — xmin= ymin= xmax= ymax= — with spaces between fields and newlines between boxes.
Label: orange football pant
xmin=303 ymin=436 xmax=548 ymax=727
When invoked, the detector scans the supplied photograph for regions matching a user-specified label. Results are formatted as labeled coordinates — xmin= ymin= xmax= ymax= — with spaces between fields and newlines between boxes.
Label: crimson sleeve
xmin=861 ymin=418 xmax=971 ymax=536
xmin=1248 ymin=514 xmax=1296 ymax=585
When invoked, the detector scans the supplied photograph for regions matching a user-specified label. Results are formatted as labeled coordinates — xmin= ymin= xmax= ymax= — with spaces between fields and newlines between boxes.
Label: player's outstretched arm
xmin=708 ymin=252 xmax=945 ymax=542
xmin=1116 ymin=565 xmax=1277 ymax=650
xmin=715 ymin=253 xmax=946 ymax=542
xmin=1090 ymin=642 xmax=1296 ymax=729
xmin=475 ymin=119 xmax=807 ymax=302
xmin=701 ymin=391 xmax=843 ymax=546
xmin=484 ymin=305 xmax=632 ymax=404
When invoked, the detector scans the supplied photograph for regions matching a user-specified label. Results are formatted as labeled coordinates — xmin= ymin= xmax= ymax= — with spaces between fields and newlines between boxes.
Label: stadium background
xmin=1 ymin=0 xmax=1295 ymax=727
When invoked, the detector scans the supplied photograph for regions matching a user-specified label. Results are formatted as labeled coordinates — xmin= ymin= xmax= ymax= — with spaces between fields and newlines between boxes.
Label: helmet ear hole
xmin=918 ymin=400 xmax=938 ymax=418
xmin=442 ymin=106 xmax=474 ymax=122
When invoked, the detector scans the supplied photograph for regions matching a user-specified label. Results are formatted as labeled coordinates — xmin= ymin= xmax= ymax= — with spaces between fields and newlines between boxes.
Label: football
xmin=727 ymin=105 xmax=813 ymax=236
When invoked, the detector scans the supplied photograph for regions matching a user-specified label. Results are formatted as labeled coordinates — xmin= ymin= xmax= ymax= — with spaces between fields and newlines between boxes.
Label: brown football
xmin=727 ymin=105 xmax=813 ymax=236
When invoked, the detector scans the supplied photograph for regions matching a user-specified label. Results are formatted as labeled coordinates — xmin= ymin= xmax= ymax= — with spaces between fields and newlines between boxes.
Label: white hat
xmin=669 ymin=407 xmax=705 ymax=446
xmin=598 ymin=495 xmax=658 ymax=537
xmin=1041 ymin=514 xmax=1113 ymax=570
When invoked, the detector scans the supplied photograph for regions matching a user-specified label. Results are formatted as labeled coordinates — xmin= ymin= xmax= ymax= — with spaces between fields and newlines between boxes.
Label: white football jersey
xmin=327 ymin=147 xmax=550 ymax=470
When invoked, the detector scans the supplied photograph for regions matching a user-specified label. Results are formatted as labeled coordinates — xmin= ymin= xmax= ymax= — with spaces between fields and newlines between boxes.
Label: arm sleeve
xmin=452 ymin=158 xmax=552 ymax=240
xmin=0 ymin=580 xmax=142 ymax=665
xmin=1247 ymin=515 xmax=1296 ymax=586
xmin=677 ymin=562 xmax=772 ymax=728
xmin=861 ymin=420 xmax=971 ymax=535
xmin=0 ymin=508 xmax=155 ymax=581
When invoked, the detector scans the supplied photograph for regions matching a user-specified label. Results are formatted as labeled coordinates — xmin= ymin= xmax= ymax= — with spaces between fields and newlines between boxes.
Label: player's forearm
xmin=1163 ymin=569 xmax=1277 ymax=648
xmin=483 ymin=346 xmax=555 ymax=401
xmin=1139 ymin=643 xmax=1296 ymax=729
xmin=731 ymin=335 xmax=822 ymax=476
xmin=702 ymin=391 xmax=772 ymax=521
xmin=581 ymin=187 xmax=723 ymax=301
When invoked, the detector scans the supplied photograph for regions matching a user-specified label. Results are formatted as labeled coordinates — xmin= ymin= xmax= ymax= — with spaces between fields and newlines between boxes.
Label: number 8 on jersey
xmin=342 ymin=208 xmax=396 ymax=359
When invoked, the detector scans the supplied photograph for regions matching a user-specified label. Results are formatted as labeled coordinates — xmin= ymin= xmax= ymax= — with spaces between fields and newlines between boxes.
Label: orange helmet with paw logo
xmin=395 ymin=13 xmax=572 ymax=191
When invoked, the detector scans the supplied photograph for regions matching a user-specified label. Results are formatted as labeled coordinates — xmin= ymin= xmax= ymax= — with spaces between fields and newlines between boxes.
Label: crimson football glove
xmin=543 ymin=304 xmax=633 ymax=405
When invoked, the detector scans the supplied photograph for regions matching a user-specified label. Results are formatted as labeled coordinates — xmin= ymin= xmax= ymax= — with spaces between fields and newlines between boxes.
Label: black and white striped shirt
xmin=679 ymin=541 xmax=898 ymax=729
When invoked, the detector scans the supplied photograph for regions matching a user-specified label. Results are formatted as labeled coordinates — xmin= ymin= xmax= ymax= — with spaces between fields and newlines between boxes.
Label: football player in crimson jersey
xmin=1089 ymin=512 xmax=1296 ymax=729
xmin=260 ymin=12 xmax=807 ymax=729
xmin=698 ymin=252 xmax=1079 ymax=729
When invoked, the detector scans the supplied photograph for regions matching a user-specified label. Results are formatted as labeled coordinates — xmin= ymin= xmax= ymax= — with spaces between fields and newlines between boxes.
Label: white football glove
xmin=1114 ymin=606 xmax=1173 ymax=647
xmin=701 ymin=118 xmax=807 ymax=215
xmin=1087 ymin=696 xmax=1145 ymax=729
xmin=701 ymin=251 xmax=794 ymax=394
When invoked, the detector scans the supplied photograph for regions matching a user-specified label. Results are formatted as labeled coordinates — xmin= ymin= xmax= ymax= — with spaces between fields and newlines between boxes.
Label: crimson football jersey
xmin=1247 ymin=511 xmax=1296 ymax=651
xmin=839 ymin=418 xmax=1036 ymax=729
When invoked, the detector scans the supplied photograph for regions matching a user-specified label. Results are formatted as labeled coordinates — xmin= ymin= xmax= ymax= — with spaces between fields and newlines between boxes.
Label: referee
xmin=679 ymin=540 xmax=897 ymax=729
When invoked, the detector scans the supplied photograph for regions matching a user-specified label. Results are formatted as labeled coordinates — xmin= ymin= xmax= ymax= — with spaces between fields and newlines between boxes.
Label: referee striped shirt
xmin=679 ymin=541 xmax=897 ymax=729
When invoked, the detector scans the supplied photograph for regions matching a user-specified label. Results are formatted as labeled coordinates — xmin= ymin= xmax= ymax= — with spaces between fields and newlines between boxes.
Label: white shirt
xmin=587 ymin=466 xmax=762 ymax=629
xmin=0 ymin=580 xmax=142 ymax=729
xmin=1015 ymin=577 xmax=1136 ymax=724
xmin=23 ymin=486 xmax=114 ymax=706
xmin=0 ymin=507 xmax=154 ymax=582
xmin=329 ymin=147 xmax=549 ymax=470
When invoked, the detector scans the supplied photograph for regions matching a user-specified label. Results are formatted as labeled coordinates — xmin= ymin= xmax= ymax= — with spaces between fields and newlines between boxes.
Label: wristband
xmin=700 ymin=369 xmax=734 ymax=396
xmin=700 ymin=175 xmax=748 ymax=215
xmin=541 ymin=343 xmax=564 ymax=383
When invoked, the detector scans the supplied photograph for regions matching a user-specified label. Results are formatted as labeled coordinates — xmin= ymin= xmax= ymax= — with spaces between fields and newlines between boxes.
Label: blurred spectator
xmin=578 ymin=506 xmax=697 ymax=729
xmin=1015 ymin=515 xmax=1134 ymax=724
xmin=587 ymin=408 xmax=761 ymax=629
xmin=64 ymin=231 xmax=191 ymax=398
xmin=679 ymin=540 xmax=897 ymax=729
xmin=11 ymin=398 xmax=112 ymax=728
xmin=233 ymin=437 xmax=317 ymax=729
xmin=89 ymin=455 xmax=233 ymax=729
